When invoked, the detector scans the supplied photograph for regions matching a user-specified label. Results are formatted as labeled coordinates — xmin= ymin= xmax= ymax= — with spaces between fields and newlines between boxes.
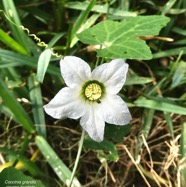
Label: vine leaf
xmin=77 ymin=16 xmax=170 ymax=59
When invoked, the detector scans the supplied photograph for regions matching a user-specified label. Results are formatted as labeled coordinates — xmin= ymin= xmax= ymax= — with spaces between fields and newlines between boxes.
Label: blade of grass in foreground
xmin=135 ymin=97 xmax=186 ymax=115
xmin=135 ymin=109 xmax=154 ymax=159
xmin=71 ymin=0 xmax=96 ymax=36
xmin=0 ymin=49 xmax=61 ymax=77
xmin=164 ymin=112 xmax=174 ymax=138
xmin=2 ymin=0 xmax=31 ymax=53
xmin=65 ymin=1 xmax=137 ymax=17
xmin=70 ymin=0 xmax=96 ymax=47
xmin=180 ymin=122 xmax=186 ymax=185
xmin=0 ymin=77 xmax=35 ymax=133
xmin=28 ymin=74 xmax=46 ymax=137
xmin=153 ymin=47 xmax=186 ymax=58
xmin=35 ymin=136 xmax=82 ymax=187
xmin=70 ymin=13 xmax=100 ymax=48
xmin=37 ymin=49 xmax=52 ymax=83
xmin=0 ymin=29 xmax=28 ymax=55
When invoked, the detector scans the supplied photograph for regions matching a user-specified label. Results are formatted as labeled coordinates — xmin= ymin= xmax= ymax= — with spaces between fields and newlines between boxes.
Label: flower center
xmin=85 ymin=83 xmax=102 ymax=101
xmin=81 ymin=80 xmax=105 ymax=103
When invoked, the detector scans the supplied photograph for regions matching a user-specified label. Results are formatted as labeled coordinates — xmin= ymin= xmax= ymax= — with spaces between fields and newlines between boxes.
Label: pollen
xmin=85 ymin=83 xmax=102 ymax=101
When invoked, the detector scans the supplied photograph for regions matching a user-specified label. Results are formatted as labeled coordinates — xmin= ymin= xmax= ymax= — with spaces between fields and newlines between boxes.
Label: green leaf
xmin=35 ymin=136 xmax=82 ymax=187
xmin=134 ymin=97 xmax=186 ymax=115
xmin=104 ymin=124 xmax=130 ymax=142
xmin=77 ymin=16 xmax=170 ymax=59
xmin=37 ymin=49 xmax=52 ymax=83
xmin=83 ymin=137 xmax=119 ymax=161
xmin=0 ymin=167 xmax=44 ymax=187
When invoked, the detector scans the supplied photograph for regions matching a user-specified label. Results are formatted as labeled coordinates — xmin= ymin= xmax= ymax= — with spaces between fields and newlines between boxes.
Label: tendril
xmin=0 ymin=10 xmax=63 ymax=58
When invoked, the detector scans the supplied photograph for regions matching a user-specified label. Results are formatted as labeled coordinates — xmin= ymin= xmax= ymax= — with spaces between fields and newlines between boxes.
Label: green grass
xmin=0 ymin=0 xmax=186 ymax=187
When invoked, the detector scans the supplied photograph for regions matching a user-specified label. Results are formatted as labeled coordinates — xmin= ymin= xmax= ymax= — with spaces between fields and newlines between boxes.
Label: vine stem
xmin=69 ymin=130 xmax=85 ymax=187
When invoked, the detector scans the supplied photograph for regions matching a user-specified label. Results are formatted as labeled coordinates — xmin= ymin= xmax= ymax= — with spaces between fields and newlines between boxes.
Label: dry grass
xmin=28 ymin=113 xmax=184 ymax=187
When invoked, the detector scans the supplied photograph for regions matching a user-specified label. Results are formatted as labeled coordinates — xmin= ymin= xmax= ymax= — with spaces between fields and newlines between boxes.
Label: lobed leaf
xmin=77 ymin=16 xmax=170 ymax=59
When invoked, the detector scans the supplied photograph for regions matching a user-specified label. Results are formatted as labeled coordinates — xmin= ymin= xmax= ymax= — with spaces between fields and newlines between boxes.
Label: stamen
xmin=85 ymin=83 xmax=102 ymax=101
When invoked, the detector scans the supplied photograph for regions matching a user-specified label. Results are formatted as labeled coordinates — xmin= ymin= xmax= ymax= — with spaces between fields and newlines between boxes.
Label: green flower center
xmin=81 ymin=80 xmax=105 ymax=103
xmin=85 ymin=83 xmax=102 ymax=101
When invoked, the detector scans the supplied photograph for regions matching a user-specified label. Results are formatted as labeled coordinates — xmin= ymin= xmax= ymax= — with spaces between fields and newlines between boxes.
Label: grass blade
xmin=65 ymin=2 xmax=137 ymax=17
xmin=125 ymin=76 xmax=153 ymax=85
xmin=164 ymin=112 xmax=174 ymax=138
xmin=180 ymin=122 xmax=186 ymax=185
xmin=0 ymin=49 xmax=61 ymax=77
xmin=71 ymin=0 xmax=96 ymax=38
xmin=0 ymin=29 xmax=28 ymax=55
xmin=35 ymin=135 xmax=82 ymax=187
xmin=28 ymin=74 xmax=46 ymax=137
xmin=47 ymin=32 xmax=65 ymax=48
xmin=37 ymin=49 xmax=52 ymax=83
xmin=70 ymin=13 xmax=100 ymax=48
xmin=2 ymin=0 xmax=31 ymax=53
xmin=135 ymin=109 xmax=154 ymax=159
xmin=0 ymin=77 xmax=35 ymax=133
xmin=153 ymin=47 xmax=186 ymax=58
xmin=134 ymin=97 xmax=186 ymax=115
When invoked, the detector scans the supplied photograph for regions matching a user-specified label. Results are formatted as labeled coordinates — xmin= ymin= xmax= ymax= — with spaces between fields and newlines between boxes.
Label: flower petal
xmin=44 ymin=87 xmax=84 ymax=119
xmin=91 ymin=59 xmax=128 ymax=94
xmin=101 ymin=94 xmax=132 ymax=125
xmin=60 ymin=56 xmax=91 ymax=88
xmin=80 ymin=104 xmax=105 ymax=142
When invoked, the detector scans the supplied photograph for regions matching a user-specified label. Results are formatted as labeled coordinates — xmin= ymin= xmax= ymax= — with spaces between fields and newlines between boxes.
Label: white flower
xmin=44 ymin=56 xmax=132 ymax=142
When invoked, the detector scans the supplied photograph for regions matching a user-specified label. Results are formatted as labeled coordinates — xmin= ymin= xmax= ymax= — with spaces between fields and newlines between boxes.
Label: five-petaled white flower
xmin=44 ymin=56 xmax=132 ymax=142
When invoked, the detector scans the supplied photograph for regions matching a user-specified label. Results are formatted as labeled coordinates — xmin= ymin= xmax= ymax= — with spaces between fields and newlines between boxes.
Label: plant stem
xmin=69 ymin=130 xmax=85 ymax=187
